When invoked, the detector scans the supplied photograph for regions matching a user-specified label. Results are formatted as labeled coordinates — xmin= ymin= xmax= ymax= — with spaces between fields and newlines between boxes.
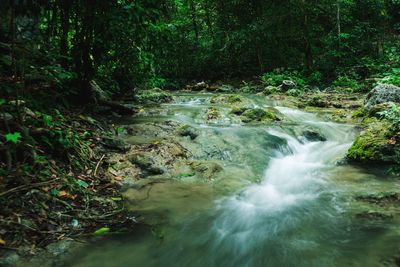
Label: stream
xmin=62 ymin=93 xmax=400 ymax=267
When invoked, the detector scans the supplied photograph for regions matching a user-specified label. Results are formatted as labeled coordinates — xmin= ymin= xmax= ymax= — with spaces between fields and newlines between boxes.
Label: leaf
xmin=5 ymin=132 xmax=22 ymax=144
xmin=50 ymin=188 xmax=60 ymax=197
xmin=0 ymin=98 xmax=5 ymax=106
xmin=117 ymin=127 xmax=124 ymax=136
xmin=76 ymin=180 xmax=89 ymax=188
xmin=94 ymin=227 xmax=110 ymax=236
xmin=0 ymin=238 xmax=5 ymax=245
xmin=111 ymin=197 xmax=122 ymax=201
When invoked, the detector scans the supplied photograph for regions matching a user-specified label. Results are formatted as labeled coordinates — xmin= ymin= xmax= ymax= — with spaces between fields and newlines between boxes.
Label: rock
xmin=216 ymin=84 xmax=235 ymax=92
xmin=46 ymin=240 xmax=74 ymax=256
xmin=365 ymin=84 xmax=400 ymax=108
xmin=90 ymin=80 xmax=110 ymax=101
xmin=347 ymin=121 xmax=396 ymax=164
xmin=188 ymin=161 xmax=223 ymax=180
xmin=101 ymin=137 xmax=130 ymax=152
xmin=135 ymin=90 xmax=173 ymax=104
xmin=128 ymin=153 xmax=164 ymax=176
xmin=286 ymin=89 xmax=302 ymax=97
xmin=176 ymin=125 xmax=198 ymax=140
xmin=302 ymin=130 xmax=327 ymax=142
xmin=240 ymin=108 xmax=279 ymax=123
xmin=355 ymin=192 xmax=400 ymax=204
xmin=0 ymin=251 xmax=19 ymax=266
xmin=307 ymin=95 xmax=330 ymax=107
xmin=279 ymin=80 xmax=296 ymax=91
xmin=264 ymin=86 xmax=278 ymax=95
xmin=210 ymin=94 xmax=243 ymax=104
xmin=187 ymin=81 xmax=209 ymax=91
xmin=366 ymin=102 xmax=394 ymax=118
xmin=207 ymin=107 xmax=219 ymax=120
xmin=230 ymin=107 xmax=249 ymax=115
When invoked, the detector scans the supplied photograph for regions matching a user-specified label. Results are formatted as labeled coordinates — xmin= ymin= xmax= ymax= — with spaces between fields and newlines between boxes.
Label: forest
xmin=1 ymin=0 xmax=400 ymax=266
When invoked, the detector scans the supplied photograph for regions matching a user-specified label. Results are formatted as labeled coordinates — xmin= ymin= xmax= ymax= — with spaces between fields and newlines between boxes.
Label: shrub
xmin=261 ymin=69 xmax=306 ymax=89
xmin=332 ymin=75 xmax=360 ymax=92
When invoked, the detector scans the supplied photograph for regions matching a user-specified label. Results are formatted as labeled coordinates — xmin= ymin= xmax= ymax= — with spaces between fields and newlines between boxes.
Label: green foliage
xmin=5 ymin=132 xmax=22 ymax=144
xmin=378 ymin=103 xmax=400 ymax=130
xmin=378 ymin=68 xmax=400 ymax=87
xmin=261 ymin=70 xmax=305 ymax=89
xmin=332 ymin=76 xmax=360 ymax=92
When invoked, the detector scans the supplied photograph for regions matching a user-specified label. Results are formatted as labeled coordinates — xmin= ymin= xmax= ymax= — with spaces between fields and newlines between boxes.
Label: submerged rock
xmin=0 ymin=251 xmax=19 ymax=266
xmin=175 ymin=125 xmax=198 ymax=140
xmin=188 ymin=161 xmax=223 ymax=180
xmin=302 ymin=130 xmax=327 ymax=142
xmin=46 ymin=240 xmax=74 ymax=256
xmin=356 ymin=211 xmax=393 ymax=220
xmin=365 ymin=84 xmax=400 ymax=108
xmin=210 ymin=94 xmax=245 ymax=104
xmin=355 ymin=192 xmax=400 ymax=204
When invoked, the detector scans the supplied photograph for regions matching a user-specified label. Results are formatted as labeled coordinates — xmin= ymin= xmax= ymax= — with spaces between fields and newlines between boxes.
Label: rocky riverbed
xmin=11 ymin=88 xmax=400 ymax=267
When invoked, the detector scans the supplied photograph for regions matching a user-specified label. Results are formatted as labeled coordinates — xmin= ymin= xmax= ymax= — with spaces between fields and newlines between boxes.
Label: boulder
xmin=240 ymin=108 xmax=279 ymax=123
xmin=101 ymin=137 xmax=130 ymax=152
xmin=346 ymin=121 xmax=397 ymax=164
xmin=279 ymin=80 xmax=296 ymax=91
xmin=188 ymin=161 xmax=222 ymax=180
xmin=128 ymin=153 xmax=164 ymax=176
xmin=365 ymin=84 xmax=400 ymax=108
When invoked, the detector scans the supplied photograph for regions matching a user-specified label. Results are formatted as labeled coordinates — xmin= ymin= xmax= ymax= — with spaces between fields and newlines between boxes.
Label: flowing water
xmin=60 ymin=93 xmax=400 ymax=267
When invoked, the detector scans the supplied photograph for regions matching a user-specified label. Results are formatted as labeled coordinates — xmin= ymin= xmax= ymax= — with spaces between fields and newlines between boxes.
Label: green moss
xmin=136 ymin=90 xmax=172 ymax=104
xmin=347 ymin=121 xmax=395 ymax=163
xmin=352 ymin=107 xmax=367 ymax=118
xmin=230 ymin=107 xmax=249 ymax=115
xmin=240 ymin=108 xmax=278 ymax=123
xmin=210 ymin=94 xmax=243 ymax=104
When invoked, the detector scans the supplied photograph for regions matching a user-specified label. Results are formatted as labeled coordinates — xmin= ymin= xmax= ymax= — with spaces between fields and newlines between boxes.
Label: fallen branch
xmin=0 ymin=179 xmax=60 ymax=197
xmin=94 ymin=154 xmax=105 ymax=177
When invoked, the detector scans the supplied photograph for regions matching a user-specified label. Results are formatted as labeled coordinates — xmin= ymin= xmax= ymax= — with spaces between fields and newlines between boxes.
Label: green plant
xmin=5 ymin=132 xmax=22 ymax=144
xmin=378 ymin=68 xmax=400 ymax=87
xmin=261 ymin=70 xmax=306 ymax=89
xmin=332 ymin=76 xmax=360 ymax=92
xmin=378 ymin=103 xmax=400 ymax=130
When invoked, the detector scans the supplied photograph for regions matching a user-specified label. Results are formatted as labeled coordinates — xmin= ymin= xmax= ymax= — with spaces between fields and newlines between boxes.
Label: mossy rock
xmin=175 ymin=124 xmax=198 ymax=140
xmin=307 ymin=95 xmax=330 ymax=108
xmin=230 ymin=107 xmax=250 ymax=115
xmin=210 ymin=94 xmax=244 ymax=104
xmin=128 ymin=153 xmax=164 ymax=176
xmin=207 ymin=107 xmax=219 ymax=120
xmin=135 ymin=90 xmax=173 ymax=104
xmin=347 ymin=121 xmax=397 ymax=163
xmin=240 ymin=108 xmax=280 ymax=123
xmin=188 ymin=161 xmax=223 ymax=180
